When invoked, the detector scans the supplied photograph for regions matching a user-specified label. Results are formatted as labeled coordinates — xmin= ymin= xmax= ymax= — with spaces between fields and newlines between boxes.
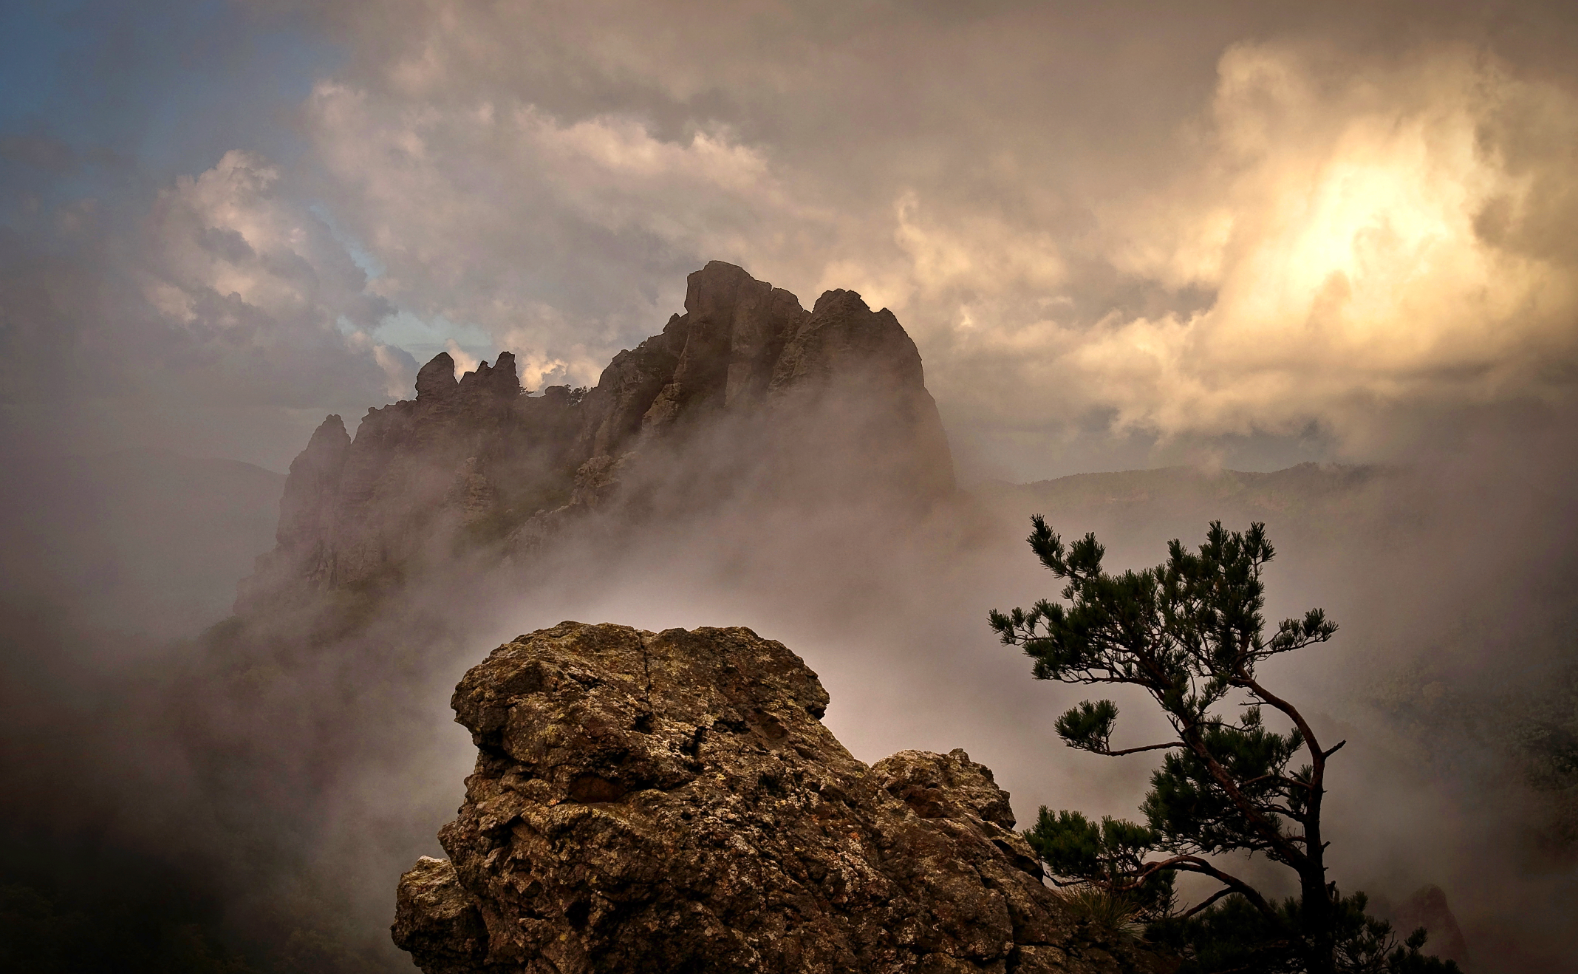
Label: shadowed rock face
xmin=581 ymin=261 xmax=809 ymax=449
xmin=1390 ymin=886 xmax=1469 ymax=967
xmin=392 ymin=623 xmax=1150 ymax=974
xmin=240 ymin=262 xmax=954 ymax=607
xmin=236 ymin=349 xmax=568 ymax=606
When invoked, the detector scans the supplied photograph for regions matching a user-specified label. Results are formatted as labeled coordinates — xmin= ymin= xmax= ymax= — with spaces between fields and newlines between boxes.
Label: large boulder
xmin=393 ymin=623 xmax=1151 ymax=974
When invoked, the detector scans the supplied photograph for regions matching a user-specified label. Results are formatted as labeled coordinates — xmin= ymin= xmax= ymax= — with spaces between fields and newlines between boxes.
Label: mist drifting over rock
xmin=240 ymin=261 xmax=954 ymax=608
xmin=7 ymin=2 xmax=1578 ymax=970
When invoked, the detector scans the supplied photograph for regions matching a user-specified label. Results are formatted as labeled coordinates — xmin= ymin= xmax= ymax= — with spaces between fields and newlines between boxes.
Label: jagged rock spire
xmin=239 ymin=262 xmax=956 ymax=606
xmin=416 ymin=353 xmax=458 ymax=400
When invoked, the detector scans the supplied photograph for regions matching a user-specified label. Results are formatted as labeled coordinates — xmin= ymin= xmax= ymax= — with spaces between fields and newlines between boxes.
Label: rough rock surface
xmin=393 ymin=623 xmax=1154 ymax=974
xmin=239 ymin=262 xmax=954 ymax=608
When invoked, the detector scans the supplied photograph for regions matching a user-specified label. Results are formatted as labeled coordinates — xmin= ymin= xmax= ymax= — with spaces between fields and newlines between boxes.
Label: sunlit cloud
xmin=906 ymin=44 xmax=1578 ymax=458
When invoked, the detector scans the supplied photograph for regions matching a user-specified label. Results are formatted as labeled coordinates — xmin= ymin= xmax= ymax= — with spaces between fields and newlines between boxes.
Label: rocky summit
xmin=239 ymin=262 xmax=954 ymax=608
xmin=393 ymin=623 xmax=1157 ymax=974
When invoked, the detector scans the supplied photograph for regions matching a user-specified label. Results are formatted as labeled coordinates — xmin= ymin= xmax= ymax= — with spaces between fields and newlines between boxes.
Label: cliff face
xmin=239 ymin=261 xmax=954 ymax=607
xmin=393 ymin=623 xmax=1152 ymax=974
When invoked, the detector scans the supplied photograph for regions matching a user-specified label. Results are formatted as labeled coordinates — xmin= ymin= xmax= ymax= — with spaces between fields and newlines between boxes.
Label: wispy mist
xmin=2 ymin=2 xmax=1576 ymax=972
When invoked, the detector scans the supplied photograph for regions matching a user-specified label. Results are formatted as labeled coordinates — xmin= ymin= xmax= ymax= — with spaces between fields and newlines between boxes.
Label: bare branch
xmin=1100 ymin=741 xmax=1185 ymax=757
xmin=1113 ymin=853 xmax=1278 ymax=921
xmin=1239 ymin=772 xmax=1310 ymax=790
xmin=1167 ymin=857 xmax=1278 ymax=919
xmin=1180 ymin=885 xmax=1237 ymax=919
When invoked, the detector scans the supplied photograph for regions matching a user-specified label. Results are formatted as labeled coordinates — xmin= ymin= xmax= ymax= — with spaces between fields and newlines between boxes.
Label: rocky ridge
xmin=239 ymin=262 xmax=954 ymax=607
xmin=393 ymin=623 xmax=1159 ymax=974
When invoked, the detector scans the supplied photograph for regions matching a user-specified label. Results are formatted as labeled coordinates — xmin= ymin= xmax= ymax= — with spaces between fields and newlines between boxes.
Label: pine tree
xmin=989 ymin=518 xmax=1458 ymax=974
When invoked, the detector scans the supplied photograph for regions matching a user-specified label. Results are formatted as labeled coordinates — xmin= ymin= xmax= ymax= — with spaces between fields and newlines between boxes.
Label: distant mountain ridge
xmin=976 ymin=462 xmax=1399 ymax=554
xmin=1005 ymin=460 xmax=1376 ymax=497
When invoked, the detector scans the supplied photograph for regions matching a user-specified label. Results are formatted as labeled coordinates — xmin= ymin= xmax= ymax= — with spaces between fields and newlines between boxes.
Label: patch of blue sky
xmin=314 ymin=203 xmax=496 ymax=366
xmin=0 ymin=0 xmax=340 ymax=209
xmin=375 ymin=310 xmax=499 ymax=366
xmin=309 ymin=202 xmax=386 ymax=280
xmin=0 ymin=5 xmax=75 ymax=128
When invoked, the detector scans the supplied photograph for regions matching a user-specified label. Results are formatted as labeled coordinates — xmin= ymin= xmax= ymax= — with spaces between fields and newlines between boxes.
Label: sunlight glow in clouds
xmin=924 ymin=44 xmax=1578 ymax=452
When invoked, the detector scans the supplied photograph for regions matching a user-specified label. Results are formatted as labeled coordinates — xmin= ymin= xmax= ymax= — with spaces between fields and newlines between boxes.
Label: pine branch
xmin=1175 ymin=719 xmax=1313 ymax=870
xmin=1131 ymin=854 xmax=1278 ymax=920
xmin=1179 ymin=885 xmax=1237 ymax=919
xmin=1103 ymin=741 xmax=1185 ymax=757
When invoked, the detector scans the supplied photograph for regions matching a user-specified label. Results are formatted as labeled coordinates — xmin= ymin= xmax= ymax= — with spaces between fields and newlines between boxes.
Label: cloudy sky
xmin=3 ymin=0 xmax=1576 ymax=477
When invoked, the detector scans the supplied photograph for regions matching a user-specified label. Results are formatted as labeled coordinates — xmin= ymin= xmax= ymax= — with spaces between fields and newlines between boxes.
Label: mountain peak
xmin=238 ymin=263 xmax=954 ymax=608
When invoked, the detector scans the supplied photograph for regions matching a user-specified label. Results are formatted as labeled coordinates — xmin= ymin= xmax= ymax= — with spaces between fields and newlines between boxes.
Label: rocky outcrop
xmin=237 ymin=348 xmax=584 ymax=605
xmin=1390 ymin=887 xmax=1469 ymax=967
xmin=272 ymin=414 xmax=350 ymax=576
xmin=240 ymin=262 xmax=955 ymax=607
xmin=392 ymin=623 xmax=1154 ymax=974
xmin=578 ymin=261 xmax=809 ymax=452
